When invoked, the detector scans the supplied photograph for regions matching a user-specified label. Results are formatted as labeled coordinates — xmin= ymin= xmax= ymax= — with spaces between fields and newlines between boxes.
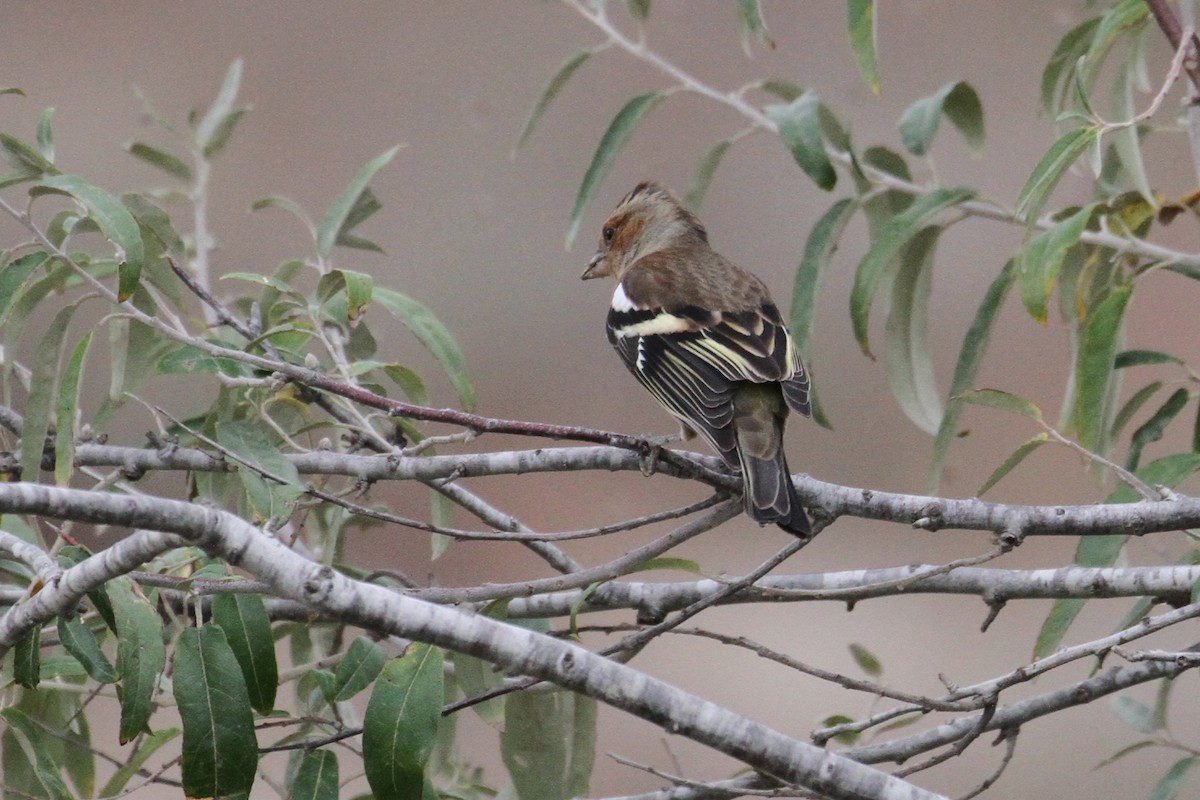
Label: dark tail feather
xmin=738 ymin=448 xmax=810 ymax=537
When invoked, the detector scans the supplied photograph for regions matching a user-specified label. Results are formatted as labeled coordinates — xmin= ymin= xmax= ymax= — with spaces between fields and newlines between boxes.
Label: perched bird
xmin=581 ymin=182 xmax=812 ymax=536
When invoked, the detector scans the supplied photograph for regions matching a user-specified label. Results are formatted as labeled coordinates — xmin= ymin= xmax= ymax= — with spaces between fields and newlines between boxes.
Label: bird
xmin=581 ymin=181 xmax=812 ymax=536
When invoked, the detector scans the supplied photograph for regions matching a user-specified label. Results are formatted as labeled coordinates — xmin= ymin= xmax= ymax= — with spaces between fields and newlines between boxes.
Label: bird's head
xmin=581 ymin=181 xmax=708 ymax=281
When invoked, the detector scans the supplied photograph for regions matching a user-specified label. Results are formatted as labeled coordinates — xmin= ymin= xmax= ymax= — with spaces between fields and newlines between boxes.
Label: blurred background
xmin=4 ymin=2 xmax=1200 ymax=797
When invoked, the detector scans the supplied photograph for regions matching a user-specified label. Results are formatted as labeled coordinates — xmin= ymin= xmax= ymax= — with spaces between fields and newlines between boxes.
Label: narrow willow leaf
xmin=195 ymin=58 xmax=244 ymax=151
xmin=292 ymin=749 xmax=340 ymax=800
xmin=0 ymin=133 xmax=59 ymax=176
xmin=1042 ymin=17 xmax=1101 ymax=113
xmin=885 ymin=226 xmax=943 ymax=434
xmin=760 ymin=79 xmax=804 ymax=102
xmin=54 ymin=332 xmax=91 ymax=486
xmin=627 ymin=0 xmax=651 ymax=20
xmin=850 ymin=186 xmax=975 ymax=357
xmin=927 ymin=259 xmax=1016 ymax=492
xmin=202 ymin=108 xmax=245 ymax=160
xmin=342 ymin=268 xmax=374 ymax=324
xmin=2 ymin=708 xmax=73 ymax=800
xmin=1080 ymin=0 xmax=1149 ymax=93
xmin=98 ymin=728 xmax=180 ymax=798
xmin=625 ymin=556 xmax=702 ymax=574
xmin=21 ymin=304 xmax=77 ymax=482
xmin=1018 ymin=203 xmax=1098 ymax=324
xmin=957 ymin=389 xmax=1044 ymax=422
xmin=333 ymin=186 xmax=385 ymax=253
xmin=978 ymin=434 xmax=1049 ymax=496
xmin=125 ymin=142 xmax=193 ymax=181
xmin=502 ymin=689 xmax=597 ymax=800
xmin=36 ymin=175 xmax=145 ymax=300
xmin=566 ymin=91 xmax=663 ymax=247
xmin=516 ymin=49 xmax=592 ymax=153
xmin=212 ymin=593 xmax=279 ymax=715
xmin=451 ymin=647 xmax=507 ymax=726
xmin=1110 ymin=66 xmax=1154 ymax=207
xmin=1071 ymin=285 xmax=1131 ymax=453
xmin=363 ymin=645 xmax=444 ymax=800
xmin=381 ymin=364 xmax=428 ymax=405
xmin=216 ymin=420 xmax=305 ymax=520
xmin=847 ymin=0 xmax=881 ymax=94
xmin=36 ymin=108 xmax=54 ymax=161
xmin=898 ymin=81 xmax=984 ymax=156
xmin=684 ymin=138 xmax=733 ymax=212
xmin=0 ymin=251 xmax=49 ymax=324
xmin=1148 ymin=756 xmax=1197 ymax=800
xmin=316 ymin=145 xmax=400 ymax=259
xmin=848 ymin=643 xmax=883 ymax=677
xmin=107 ymin=575 xmax=166 ymax=743
xmin=789 ymin=197 xmax=857 ymax=429
xmin=1111 ymin=695 xmax=1156 ymax=733
xmin=1014 ymin=127 xmax=1098 ymax=225
xmin=13 ymin=628 xmax=41 ymax=688
xmin=174 ymin=626 xmax=258 ymax=800
xmin=1115 ymin=349 xmax=1181 ymax=368
xmin=331 ymin=636 xmax=388 ymax=702
xmin=375 ymin=287 xmax=476 ymax=410
xmin=57 ymin=615 xmax=116 ymax=683
xmin=765 ymin=90 xmax=836 ymax=190
xmin=1110 ymin=380 xmax=1163 ymax=443
xmin=1036 ymin=453 xmax=1200 ymax=657
xmin=736 ymin=0 xmax=774 ymax=54
xmin=1125 ymin=387 xmax=1188 ymax=471
xmin=1095 ymin=739 xmax=1156 ymax=769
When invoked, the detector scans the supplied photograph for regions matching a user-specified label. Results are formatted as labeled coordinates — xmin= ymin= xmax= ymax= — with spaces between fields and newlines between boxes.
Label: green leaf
xmin=1018 ymin=203 xmax=1099 ymax=324
xmin=107 ymin=575 xmax=167 ymax=743
xmin=625 ymin=556 xmax=702 ymax=575
xmin=1 ymin=708 xmax=74 ymax=800
xmin=451 ymin=601 xmax=510 ymax=725
xmin=885 ymin=226 xmax=943 ymax=434
xmin=216 ymin=420 xmax=305 ymax=521
xmin=501 ymin=689 xmax=597 ymax=800
xmin=1095 ymin=739 xmax=1156 ymax=769
xmin=374 ymin=287 xmax=476 ymax=410
xmin=202 ymin=108 xmax=246 ymax=160
xmin=848 ymin=643 xmax=882 ymax=677
xmin=0 ymin=251 xmax=50 ymax=324
xmin=36 ymin=175 xmax=146 ymax=301
xmin=927 ymin=258 xmax=1016 ymax=491
xmin=316 ymin=146 xmax=400 ymax=259
xmin=13 ymin=628 xmax=41 ymax=688
xmin=331 ymin=636 xmax=389 ymax=702
xmin=1015 ymin=127 xmax=1098 ymax=225
xmin=736 ymin=0 xmax=774 ymax=54
xmin=515 ymin=49 xmax=592 ymax=153
xmin=956 ymin=389 xmax=1044 ymax=422
xmin=126 ymin=142 xmax=193 ymax=181
xmin=212 ymin=593 xmax=278 ymax=715
xmin=977 ymin=434 xmax=1049 ymax=496
xmin=627 ymin=0 xmax=651 ymax=20
xmin=566 ymin=91 xmax=664 ymax=247
xmin=898 ymin=81 xmax=984 ymax=156
xmin=765 ymin=90 xmax=836 ymax=190
xmin=789 ymin=197 xmax=857 ymax=429
xmin=1148 ymin=756 xmax=1198 ymax=800
xmin=1111 ymin=380 xmax=1163 ymax=444
xmin=1071 ymin=285 xmax=1132 ymax=453
xmin=1042 ymin=17 xmax=1101 ymax=113
xmin=1110 ymin=67 xmax=1154 ymax=207
xmin=54 ymin=332 xmax=91 ymax=486
xmin=0 ymin=132 xmax=60 ymax=177
xmin=36 ymin=107 xmax=54 ymax=161
xmin=292 ymin=749 xmax=340 ymax=800
xmin=1126 ymin=388 xmax=1189 ymax=470
xmin=174 ymin=626 xmax=258 ymax=800
xmin=98 ymin=728 xmax=180 ymax=797
xmin=343 ymin=268 xmax=374 ymax=324
xmin=684 ymin=138 xmax=733 ymax=212
xmin=21 ymin=303 xmax=78 ymax=482
xmin=1116 ymin=349 xmax=1181 ymax=368
xmin=847 ymin=0 xmax=881 ymax=94
xmin=363 ymin=645 xmax=444 ymax=800
xmin=195 ymin=58 xmax=244 ymax=154
xmin=1037 ymin=453 xmax=1200 ymax=657
xmin=850 ymin=186 xmax=975 ymax=357
xmin=1111 ymin=695 xmax=1157 ymax=733
xmin=1081 ymin=0 xmax=1150 ymax=93
xmin=57 ymin=615 xmax=116 ymax=683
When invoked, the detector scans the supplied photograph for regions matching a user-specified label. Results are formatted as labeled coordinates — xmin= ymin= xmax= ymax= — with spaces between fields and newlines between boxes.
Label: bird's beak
xmin=581 ymin=250 xmax=608 ymax=280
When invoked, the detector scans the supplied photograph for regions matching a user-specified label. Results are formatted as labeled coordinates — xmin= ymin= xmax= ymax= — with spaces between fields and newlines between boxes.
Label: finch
xmin=581 ymin=182 xmax=811 ymax=536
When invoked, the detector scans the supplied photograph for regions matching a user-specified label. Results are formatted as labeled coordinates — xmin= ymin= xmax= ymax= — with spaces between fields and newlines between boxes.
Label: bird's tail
xmin=737 ymin=446 xmax=810 ymax=537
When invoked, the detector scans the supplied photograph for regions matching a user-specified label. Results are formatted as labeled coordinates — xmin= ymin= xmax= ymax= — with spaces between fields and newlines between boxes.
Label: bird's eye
xmin=603 ymin=226 xmax=616 ymax=242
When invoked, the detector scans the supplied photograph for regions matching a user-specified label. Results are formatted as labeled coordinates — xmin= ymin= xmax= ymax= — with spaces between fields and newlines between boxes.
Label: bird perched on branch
xmin=581 ymin=182 xmax=811 ymax=536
